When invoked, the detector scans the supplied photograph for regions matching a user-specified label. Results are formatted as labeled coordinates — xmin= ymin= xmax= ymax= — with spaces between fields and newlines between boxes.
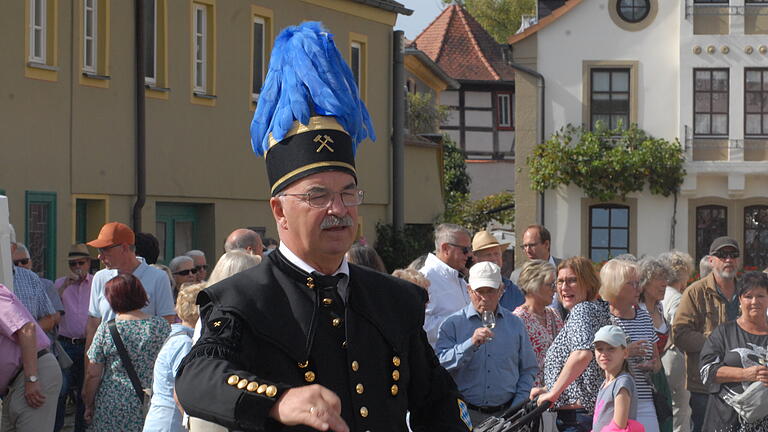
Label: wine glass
xmin=482 ymin=310 xmax=496 ymax=341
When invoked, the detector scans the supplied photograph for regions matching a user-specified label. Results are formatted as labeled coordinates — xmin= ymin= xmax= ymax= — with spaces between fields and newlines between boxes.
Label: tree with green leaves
xmin=444 ymin=0 xmax=536 ymax=43
xmin=528 ymin=123 xmax=686 ymax=201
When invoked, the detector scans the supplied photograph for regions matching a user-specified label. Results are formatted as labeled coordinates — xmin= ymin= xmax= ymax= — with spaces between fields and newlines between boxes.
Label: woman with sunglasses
xmin=532 ymin=256 xmax=608 ymax=432
xmin=168 ymin=256 xmax=197 ymax=300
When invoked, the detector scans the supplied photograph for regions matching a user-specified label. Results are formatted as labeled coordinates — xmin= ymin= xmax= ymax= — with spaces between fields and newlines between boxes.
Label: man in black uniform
xmin=175 ymin=22 xmax=472 ymax=432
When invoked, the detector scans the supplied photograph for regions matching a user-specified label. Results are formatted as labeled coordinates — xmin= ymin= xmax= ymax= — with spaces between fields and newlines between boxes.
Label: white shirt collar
xmin=278 ymin=243 xmax=349 ymax=278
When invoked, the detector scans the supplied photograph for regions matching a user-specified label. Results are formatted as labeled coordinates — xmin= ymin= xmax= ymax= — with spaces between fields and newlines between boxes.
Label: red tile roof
xmin=410 ymin=5 xmax=514 ymax=82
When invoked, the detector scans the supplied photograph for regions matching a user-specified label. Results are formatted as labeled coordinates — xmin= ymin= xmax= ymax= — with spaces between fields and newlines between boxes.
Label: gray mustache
xmin=320 ymin=215 xmax=354 ymax=229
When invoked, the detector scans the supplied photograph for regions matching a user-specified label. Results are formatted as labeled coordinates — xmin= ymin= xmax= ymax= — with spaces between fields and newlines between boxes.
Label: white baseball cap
xmin=468 ymin=261 xmax=502 ymax=290
xmin=593 ymin=325 xmax=630 ymax=347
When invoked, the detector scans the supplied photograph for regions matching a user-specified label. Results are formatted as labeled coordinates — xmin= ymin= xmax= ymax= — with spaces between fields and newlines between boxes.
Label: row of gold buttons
xmin=226 ymin=374 xmax=277 ymax=398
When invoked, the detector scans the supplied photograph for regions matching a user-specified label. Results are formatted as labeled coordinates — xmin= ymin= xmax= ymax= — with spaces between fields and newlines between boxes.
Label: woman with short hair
xmin=513 ymin=259 xmax=563 ymax=388
xmin=83 ymin=274 xmax=171 ymax=432
xmin=700 ymin=271 xmax=768 ymax=432
xmin=658 ymin=251 xmax=695 ymax=432
xmin=143 ymin=283 xmax=206 ymax=432
xmin=600 ymin=259 xmax=661 ymax=432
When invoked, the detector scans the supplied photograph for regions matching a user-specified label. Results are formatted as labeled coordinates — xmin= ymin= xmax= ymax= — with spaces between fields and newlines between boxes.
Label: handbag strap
xmin=107 ymin=320 xmax=145 ymax=403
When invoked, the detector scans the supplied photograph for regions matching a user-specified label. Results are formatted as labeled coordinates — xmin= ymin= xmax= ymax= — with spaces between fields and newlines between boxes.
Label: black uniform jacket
xmin=176 ymin=251 xmax=472 ymax=432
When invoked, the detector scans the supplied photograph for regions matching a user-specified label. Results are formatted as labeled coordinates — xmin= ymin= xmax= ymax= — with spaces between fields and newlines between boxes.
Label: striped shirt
xmin=611 ymin=307 xmax=658 ymax=401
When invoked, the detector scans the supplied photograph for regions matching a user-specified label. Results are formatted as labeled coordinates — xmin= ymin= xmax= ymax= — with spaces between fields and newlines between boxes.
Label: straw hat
xmin=472 ymin=231 xmax=511 ymax=253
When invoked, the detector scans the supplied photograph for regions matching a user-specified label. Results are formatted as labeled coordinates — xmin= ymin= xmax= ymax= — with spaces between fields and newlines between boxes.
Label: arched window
xmin=589 ymin=204 xmax=629 ymax=262
xmin=695 ymin=205 xmax=727 ymax=264
xmin=744 ymin=206 xmax=768 ymax=270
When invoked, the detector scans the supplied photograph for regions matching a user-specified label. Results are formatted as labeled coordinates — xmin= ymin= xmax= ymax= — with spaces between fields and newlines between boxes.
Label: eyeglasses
xmin=69 ymin=260 xmax=89 ymax=267
xmin=556 ymin=277 xmax=578 ymax=286
xmin=713 ymin=250 xmax=740 ymax=260
xmin=448 ymin=243 xmax=471 ymax=255
xmin=97 ymin=244 xmax=121 ymax=254
xmin=279 ymin=188 xmax=365 ymax=209
xmin=174 ymin=268 xmax=198 ymax=276
xmin=520 ymin=242 xmax=541 ymax=250
xmin=13 ymin=258 xmax=29 ymax=266
xmin=195 ymin=265 xmax=207 ymax=272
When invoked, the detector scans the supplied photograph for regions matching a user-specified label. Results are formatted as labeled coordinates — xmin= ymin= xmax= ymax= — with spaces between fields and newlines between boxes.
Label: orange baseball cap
xmin=87 ymin=222 xmax=135 ymax=248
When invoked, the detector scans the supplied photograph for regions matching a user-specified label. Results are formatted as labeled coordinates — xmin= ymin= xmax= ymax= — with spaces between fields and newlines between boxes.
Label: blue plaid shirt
xmin=13 ymin=266 xmax=55 ymax=320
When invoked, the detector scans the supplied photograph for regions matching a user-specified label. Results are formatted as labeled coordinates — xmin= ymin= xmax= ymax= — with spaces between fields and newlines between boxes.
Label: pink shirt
xmin=54 ymin=274 xmax=92 ymax=339
xmin=0 ymin=284 xmax=50 ymax=396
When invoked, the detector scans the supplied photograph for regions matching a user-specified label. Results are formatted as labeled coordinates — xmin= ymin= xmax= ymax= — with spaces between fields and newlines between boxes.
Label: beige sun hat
xmin=472 ymin=230 xmax=511 ymax=253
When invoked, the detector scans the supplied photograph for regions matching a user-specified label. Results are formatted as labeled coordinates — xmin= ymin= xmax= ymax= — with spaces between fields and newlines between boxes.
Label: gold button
xmin=391 ymin=384 xmax=399 ymax=396
xmin=298 ymin=360 xmax=309 ymax=368
xmin=227 ymin=375 xmax=240 ymax=386
xmin=266 ymin=385 xmax=278 ymax=398
xmin=257 ymin=384 xmax=267 ymax=394
xmin=246 ymin=382 xmax=260 ymax=392
xmin=351 ymin=361 xmax=359 ymax=372
xmin=392 ymin=370 xmax=400 ymax=381
xmin=359 ymin=406 xmax=369 ymax=418
xmin=237 ymin=379 xmax=248 ymax=389
xmin=393 ymin=356 xmax=401 ymax=367
xmin=306 ymin=277 xmax=315 ymax=289
xmin=332 ymin=317 xmax=342 ymax=327
xmin=355 ymin=383 xmax=364 ymax=394
xmin=323 ymin=298 xmax=333 ymax=305
xmin=304 ymin=371 xmax=316 ymax=383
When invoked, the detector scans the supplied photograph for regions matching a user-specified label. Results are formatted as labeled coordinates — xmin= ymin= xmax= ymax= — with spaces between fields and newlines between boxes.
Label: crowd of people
xmin=2 ymin=216 xmax=768 ymax=432
xmin=0 ymin=222 xmax=264 ymax=432
xmin=4 ymin=15 xmax=768 ymax=430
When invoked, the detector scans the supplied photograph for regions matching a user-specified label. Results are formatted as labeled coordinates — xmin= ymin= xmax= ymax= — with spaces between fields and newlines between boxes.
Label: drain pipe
xmin=504 ymin=49 xmax=546 ymax=225
xmin=392 ymin=31 xmax=405 ymax=231
xmin=132 ymin=0 xmax=147 ymax=231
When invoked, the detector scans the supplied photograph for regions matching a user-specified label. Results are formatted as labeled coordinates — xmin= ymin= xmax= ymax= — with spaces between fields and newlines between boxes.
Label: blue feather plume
xmin=250 ymin=22 xmax=376 ymax=157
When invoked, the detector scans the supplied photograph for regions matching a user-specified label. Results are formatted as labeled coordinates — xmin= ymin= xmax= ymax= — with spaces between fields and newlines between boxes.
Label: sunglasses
xmin=13 ymin=258 xmax=30 ymax=266
xmin=174 ymin=268 xmax=198 ymax=276
xmin=713 ymin=250 xmax=740 ymax=260
xmin=69 ymin=260 xmax=90 ymax=267
xmin=195 ymin=265 xmax=208 ymax=272
xmin=448 ymin=243 xmax=471 ymax=255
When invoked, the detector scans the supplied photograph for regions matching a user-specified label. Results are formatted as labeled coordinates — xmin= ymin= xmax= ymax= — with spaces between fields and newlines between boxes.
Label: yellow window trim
xmin=249 ymin=5 xmax=273 ymax=112
xmin=78 ymin=0 xmax=111 ymax=89
xmin=300 ymin=0 xmax=396 ymax=26
xmin=146 ymin=0 xmax=169 ymax=100
xmin=24 ymin=0 xmax=59 ymax=82
xmin=349 ymin=32 xmax=368 ymax=102
xmin=70 ymin=194 xmax=110 ymax=244
xmin=190 ymin=0 xmax=216 ymax=107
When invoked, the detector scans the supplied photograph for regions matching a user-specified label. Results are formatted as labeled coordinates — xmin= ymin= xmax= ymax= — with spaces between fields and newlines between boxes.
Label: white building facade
xmin=511 ymin=0 xmax=768 ymax=267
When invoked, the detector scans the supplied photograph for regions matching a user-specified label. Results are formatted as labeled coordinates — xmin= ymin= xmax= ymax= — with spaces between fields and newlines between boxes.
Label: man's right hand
xmin=268 ymin=384 xmax=349 ymax=432
xmin=471 ymin=327 xmax=494 ymax=346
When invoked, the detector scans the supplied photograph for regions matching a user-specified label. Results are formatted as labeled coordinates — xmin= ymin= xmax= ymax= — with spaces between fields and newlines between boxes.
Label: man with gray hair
xmin=223 ymin=228 xmax=264 ymax=257
xmin=169 ymin=255 xmax=197 ymax=291
xmin=419 ymin=223 xmax=473 ymax=348
xmin=7 ymin=225 xmax=57 ymax=333
xmin=184 ymin=249 xmax=208 ymax=282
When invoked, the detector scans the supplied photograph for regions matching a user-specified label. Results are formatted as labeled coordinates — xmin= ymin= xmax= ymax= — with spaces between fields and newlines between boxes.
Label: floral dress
xmin=543 ymin=300 xmax=612 ymax=413
xmin=87 ymin=316 xmax=170 ymax=432
xmin=513 ymin=305 xmax=564 ymax=387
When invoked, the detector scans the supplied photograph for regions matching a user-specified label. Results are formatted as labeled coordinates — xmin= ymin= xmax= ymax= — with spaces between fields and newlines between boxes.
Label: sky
xmin=395 ymin=0 xmax=447 ymax=40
